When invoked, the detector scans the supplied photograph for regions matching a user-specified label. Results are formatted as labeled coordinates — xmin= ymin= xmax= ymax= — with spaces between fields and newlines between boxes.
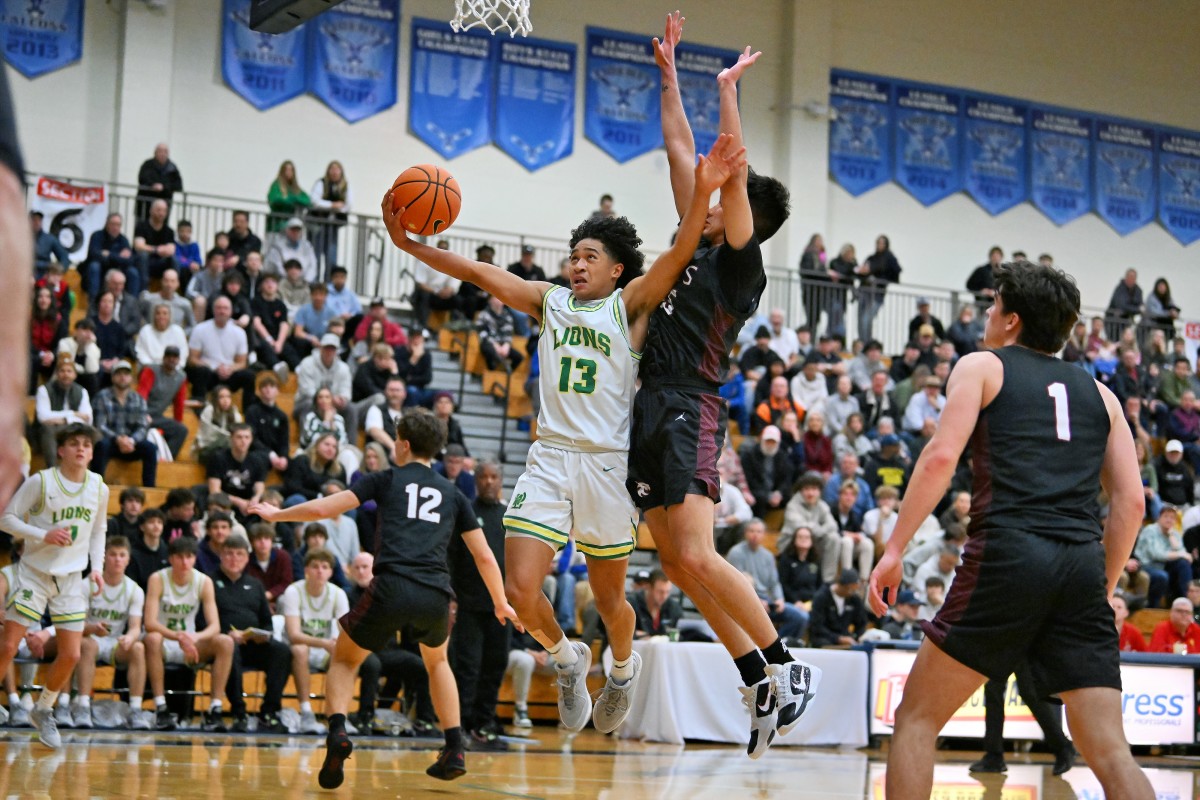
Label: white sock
xmin=548 ymin=637 xmax=577 ymax=668
xmin=7 ymin=693 xmax=18 ymax=707
xmin=609 ymin=656 xmax=634 ymax=683
xmin=130 ymin=696 xmax=143 ymax=711
xmin=209 ymin=699 xmax=223 ymax=712
xmin=20 ymin=693 xmax=32 ymax=710
xmin=35 ymin=691 xmax=58 ymax=711
xmin=56 ymin=693 xmax=70 ymax=708
xmin=300 ymin=701 xmax=313 ymax=714
xmin=77 ymin=695 xmax=91 ymax=709
xmin=154 ymin=696 xmax=167 ymax=709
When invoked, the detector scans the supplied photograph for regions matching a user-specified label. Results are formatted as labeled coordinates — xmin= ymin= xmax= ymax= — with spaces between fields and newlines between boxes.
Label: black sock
xmin=763 ymin=637 xmax=795 ymax=666
xmin=733 ymin=650 xmax=767 ymax=686
xmin=329 ymin=713 xmax=346 ymax=736
xmin=444 ymin=726 xmax=465 ymax=749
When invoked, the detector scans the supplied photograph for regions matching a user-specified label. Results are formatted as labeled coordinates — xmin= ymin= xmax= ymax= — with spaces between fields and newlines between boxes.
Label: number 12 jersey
xmin=350 ymin=463 xmax=479 ymax=594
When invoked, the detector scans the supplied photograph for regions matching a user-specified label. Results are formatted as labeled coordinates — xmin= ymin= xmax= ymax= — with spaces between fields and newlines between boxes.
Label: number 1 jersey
xmin=536 ymin=285 xmax=639 ymax=453
xmin=968 ymin=345 xmax=1110 ymax=543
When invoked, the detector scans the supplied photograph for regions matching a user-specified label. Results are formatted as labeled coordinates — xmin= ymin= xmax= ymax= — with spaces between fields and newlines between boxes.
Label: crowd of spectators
xmin=20 ymin=179 xmax=1200 ymax=736
xmin=707 ymin=246 xmax=1199 ymax=648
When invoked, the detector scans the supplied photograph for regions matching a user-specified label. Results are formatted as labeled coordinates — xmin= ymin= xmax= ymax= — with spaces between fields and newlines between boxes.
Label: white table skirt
xmin=613 ymin=639 xmax=868 ymax=747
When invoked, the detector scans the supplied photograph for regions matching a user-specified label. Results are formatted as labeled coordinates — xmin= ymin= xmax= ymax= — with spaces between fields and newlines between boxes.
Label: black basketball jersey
xmin=0 ymin=67 xmax=24 ymax=182
xmin=640 ymin=238 xmax=767 ymax=389
xmin=969 ymin=346 xmax=1111 ymax=543
xmin=350 ymin=462 xmax=480 ymax=593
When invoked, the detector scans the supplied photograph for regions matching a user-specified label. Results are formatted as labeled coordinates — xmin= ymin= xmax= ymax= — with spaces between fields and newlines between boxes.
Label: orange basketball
xmin=390 ymin=164 xmax=461 ymax=236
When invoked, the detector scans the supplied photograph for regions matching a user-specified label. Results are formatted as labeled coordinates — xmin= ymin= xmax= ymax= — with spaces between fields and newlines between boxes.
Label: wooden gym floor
xmin=0 ymin=727 xmax=1196 ymax=799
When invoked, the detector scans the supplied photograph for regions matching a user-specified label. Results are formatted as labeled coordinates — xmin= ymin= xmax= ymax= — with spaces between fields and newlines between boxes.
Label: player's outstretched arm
xmin=380 ymin=192 xmax=547 ymax=319
xmin=868 ymin=352 xmax=994 ymax=616
xmin=654 ymin=11 xmax=696 ymax=218
xmin=1097 ymin=382 xmax=1145 ymax=596
xmin=624 ymin=134 xmax=746 ymax=321
xmin=461 ymin=528 xmax=524 ymax=631
xmin=248 ymin=491 xmax=360 ymax=524
xmin=716 ymin=47 xmax=760 ymax=250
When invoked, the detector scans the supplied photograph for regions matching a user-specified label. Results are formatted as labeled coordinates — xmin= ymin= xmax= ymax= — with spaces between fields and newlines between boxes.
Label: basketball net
xmin=450 ymin=0 xmax=532 ymax=37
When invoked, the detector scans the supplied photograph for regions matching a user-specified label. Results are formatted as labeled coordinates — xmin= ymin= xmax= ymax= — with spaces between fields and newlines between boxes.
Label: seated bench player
xmin=143 ymin=536 xmax=235 ymax=731
xmin=279 ymin=548 xmax=351 ymax=735
xmin=74 ymin=536 xmax=149 ymax=729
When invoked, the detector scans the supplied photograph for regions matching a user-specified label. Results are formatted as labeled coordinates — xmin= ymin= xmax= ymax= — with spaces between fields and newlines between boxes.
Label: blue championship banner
xmin=409 ymin=18 xmax=493 ymax=159
xmin=308 ymin=0 xmax=399 ymax=123
xmin=1157 ymin=129 xmax=1200 ymax=245
xmin=963 ymin=94 xmax=1028 ymax=215
xmin=1030 ymin=106 xmax=1092 ymax=226
xmin=893 ymin=83 xmax=963 ymax=206
xmin=675 ymin=42 xmax=738 ymax=158
xmin=828 ymin=70 xmax=892 ymax=196
xmin=584 ymin=27 xmax=662 ymax=163
xmin=1 ymin=0 xmax=83 ymax=78
xmin=493 ymin=37 xmax=576 ymax=171
xmin=1094 ymin=119 xmax=1156 ymax=236
xmin=222 ymin=0 xmax=308 ymax=110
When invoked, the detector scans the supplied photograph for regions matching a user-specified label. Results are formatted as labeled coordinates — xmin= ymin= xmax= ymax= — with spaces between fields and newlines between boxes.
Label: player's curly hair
xmin=398 ymin=407 xmax=448 ymax=460
xmin=569 ymin=216 xmax=645 ymax=289
xmin=994 ymin=261 xmax=1080 ymax=354
xmin=746 ymin=167 xmax=790 ymax=243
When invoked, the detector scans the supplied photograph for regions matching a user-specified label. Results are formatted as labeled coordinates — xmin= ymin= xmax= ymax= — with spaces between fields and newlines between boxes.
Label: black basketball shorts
xmin=627 ymin=387 xmax=728 ymax=511
xmin=922 ymin=528 xmax=1121 ymax=697
xmin=340 ymin=573 xmax=451 ymax=652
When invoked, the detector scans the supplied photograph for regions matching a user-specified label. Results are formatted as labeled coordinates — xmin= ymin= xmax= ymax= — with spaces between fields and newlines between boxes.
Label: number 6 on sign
xmin=1047 ymin=382 xmax=1071 ymax=441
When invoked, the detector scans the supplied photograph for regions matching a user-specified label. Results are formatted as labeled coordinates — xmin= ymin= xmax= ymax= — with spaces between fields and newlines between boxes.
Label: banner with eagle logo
xmin=308 ymin=0 xmax=399 ymax=123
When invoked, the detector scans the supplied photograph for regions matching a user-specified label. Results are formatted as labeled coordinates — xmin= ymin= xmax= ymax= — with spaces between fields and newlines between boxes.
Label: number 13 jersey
xmin=969 ymin=346 xmax=1110 ymax=543
xmin=536 ymin=286 xmax=640 ymax=453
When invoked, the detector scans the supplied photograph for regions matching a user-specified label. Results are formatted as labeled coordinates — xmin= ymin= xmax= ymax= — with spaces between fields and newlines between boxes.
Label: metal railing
xmin=778 ymin=267 xmax=1157 ymax=354
xmin=29 ymin=172 xmax=1187 ymax=356
xmin=483 ymin=366 xmax=519 ymax=464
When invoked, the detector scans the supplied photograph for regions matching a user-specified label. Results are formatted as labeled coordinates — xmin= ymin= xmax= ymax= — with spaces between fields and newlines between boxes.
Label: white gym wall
xmin=7 ymin=0 xmax=1198 ymax=311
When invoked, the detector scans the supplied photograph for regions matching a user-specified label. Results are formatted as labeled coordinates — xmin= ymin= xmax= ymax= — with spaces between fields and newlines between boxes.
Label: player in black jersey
xmin=0 ymin=65 xmax=30 ymax=507
xmin=627 ymin=13 xmax=818 ymax=760
xmin=250 ymin=409 xmax=520 ymax=789
xmin=868 ymin=262 xmax=1152 ymax=800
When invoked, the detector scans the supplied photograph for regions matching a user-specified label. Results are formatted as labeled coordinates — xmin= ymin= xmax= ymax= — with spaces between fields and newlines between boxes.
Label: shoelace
xmin=597 ymin=681 xmax=630 ymax=717
xmin=557 ymin=669 xmax=579 ymax=709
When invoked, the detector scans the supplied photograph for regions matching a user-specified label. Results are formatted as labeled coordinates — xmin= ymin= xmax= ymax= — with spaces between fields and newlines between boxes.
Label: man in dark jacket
xmin=809 ymin=569 xmax=869 ymax=647
xmin=397 ymin=328 xmax=434 ymax=407
xmin=965 ymin=246 xmax=1002 ymax=309
xmin=1105 ymin=268 xmax=1143 ymax=340
xmin=85 ymin=212 xmax=134 ymax=298
xmin=739 ymin=425 xmax=795 ymax=519
xmin=127 ymin=508 xmax=170 ymax=590
xmin=1156 ymin=441 xmax=1196 ymax=507
xmin=136 ymin=142 xmax=183 ymax=220
xmin=632 ymin=570 xmax=683 ymax=638
xmin=210 ymin=532 xmax=289 ymax=732
xmin=226 ymin=210 xmax=262 ymax=273
xmin=447 ymin=461 xmax=510 ymax=751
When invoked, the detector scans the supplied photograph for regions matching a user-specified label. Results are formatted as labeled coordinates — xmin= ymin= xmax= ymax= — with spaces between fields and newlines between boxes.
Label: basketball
xmin=390 ymin=164 xmax=461 ymax=236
